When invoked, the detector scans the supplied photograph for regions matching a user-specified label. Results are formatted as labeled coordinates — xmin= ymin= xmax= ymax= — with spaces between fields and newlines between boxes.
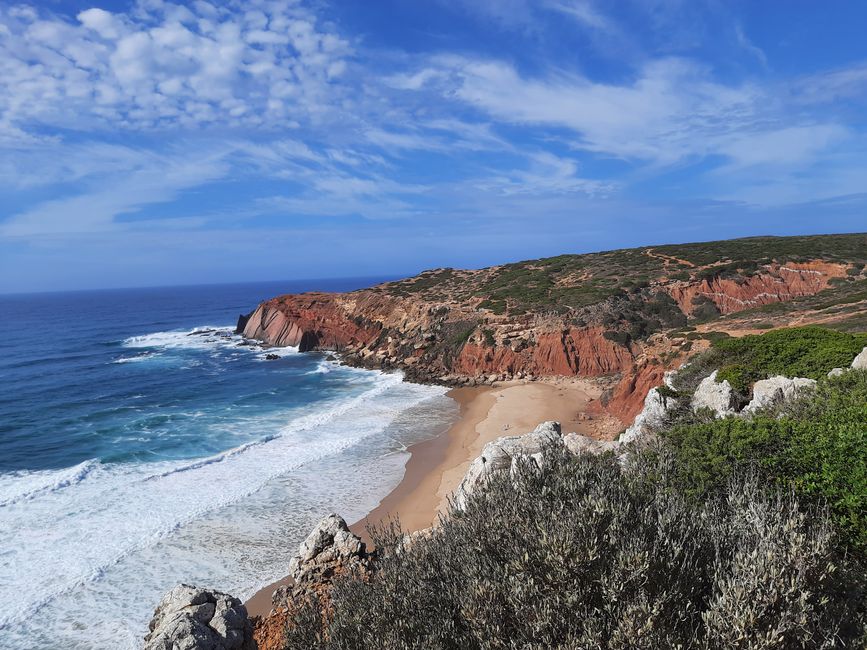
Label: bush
xmin=282 ymin=447 xmax=865 ymax=648
xmin=664 ymin=371 xmax=867 ymax=549
xmin=710 ymin=327 xmax=867 ymax=387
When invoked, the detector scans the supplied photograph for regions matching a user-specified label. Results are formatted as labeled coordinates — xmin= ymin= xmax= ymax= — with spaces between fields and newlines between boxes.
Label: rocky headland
xmin=238 ymin=234 xmax=866 ymax=425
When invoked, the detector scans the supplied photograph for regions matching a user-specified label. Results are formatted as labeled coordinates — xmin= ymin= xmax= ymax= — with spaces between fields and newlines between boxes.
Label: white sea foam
xmin=112 ymin=352 xmax=160 ymax=364
xmin=255 ymin=344 xmax=299 ymax=360
xmin=122 ymin=326 xmax=244 ymax=352
xmin=0 ymin=365 xmax=450 ymax=649
xmin=308 ymin=357 xmax=336 ymax=374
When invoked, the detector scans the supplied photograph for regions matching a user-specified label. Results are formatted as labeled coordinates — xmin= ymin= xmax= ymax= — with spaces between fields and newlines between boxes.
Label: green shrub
xmin=664 ymin=371 xmax=867 ymax=549
xmin=715 ymin=363 xmax=756 ymax=395
xmin=711 ymin=327 xmax=867 ymax=388
xmin=656 ymin=384 xmax=680 ymax=399
xmin=448 ymin=326 xmax=476 ymax=346
xmin=282 ymin=448 xmax=865 ymax=648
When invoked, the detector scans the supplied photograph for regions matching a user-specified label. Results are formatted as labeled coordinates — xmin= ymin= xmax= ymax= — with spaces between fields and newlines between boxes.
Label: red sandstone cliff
xmin=239 ymin=246 xmax=858 ymax=426
xmin=666 ymin=262 xmax=846 ymax=315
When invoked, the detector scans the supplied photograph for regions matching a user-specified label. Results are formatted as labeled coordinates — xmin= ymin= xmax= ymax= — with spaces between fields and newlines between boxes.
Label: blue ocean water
xmin=0 ymin=280 xmax=455 ymax=649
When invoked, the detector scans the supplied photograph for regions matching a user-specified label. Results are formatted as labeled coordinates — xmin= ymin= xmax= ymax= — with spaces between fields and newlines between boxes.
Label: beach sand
xmin=245 ymin=379 xmax=620 ymax=617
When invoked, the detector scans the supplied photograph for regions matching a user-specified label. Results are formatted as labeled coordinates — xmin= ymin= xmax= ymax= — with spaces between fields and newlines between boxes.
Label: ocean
xmin=0 ymin=280 xmax=455 ymax=649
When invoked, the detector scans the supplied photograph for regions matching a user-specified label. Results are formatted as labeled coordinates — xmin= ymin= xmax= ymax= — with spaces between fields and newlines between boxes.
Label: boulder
xmin=828 ymin=367 xmax=845 ymax=378
xmin=619 ymin=387 xmax=678 ymax=444
xmin=144 ymin=584 xmax=254 ymax=650
xmin=453 ymin=421 xmax=562 ymax=510
xmin=562 ymin=433 xmax=619 ymax=455
xmin=691 ymin=370 xmax=737 ymax=417
xmin=287 ymin=513 xmax=365 ymax=584
xmin=852 ymin=346 xmax=867 ymax=370
xmin=743 ymin=376 xmax=817 ymax=415
xmin=271 ymin=513 xmax=373 ymax=612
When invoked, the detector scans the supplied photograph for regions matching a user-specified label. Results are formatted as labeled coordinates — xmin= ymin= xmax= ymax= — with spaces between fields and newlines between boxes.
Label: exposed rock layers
xmin=238 ymin=258 xmax=849 ymax=426
xmin=666 ymin=262 xmax=847 ymax=315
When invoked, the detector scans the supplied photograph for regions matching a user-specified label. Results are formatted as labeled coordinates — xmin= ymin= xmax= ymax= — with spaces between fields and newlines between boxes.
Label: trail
xmin=644 ymin=248 xmax=697 ymax=269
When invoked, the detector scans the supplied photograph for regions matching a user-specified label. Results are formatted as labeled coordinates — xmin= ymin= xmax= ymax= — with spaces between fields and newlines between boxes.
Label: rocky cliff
xmin=239 ymin=234 xmax=866 ymax=425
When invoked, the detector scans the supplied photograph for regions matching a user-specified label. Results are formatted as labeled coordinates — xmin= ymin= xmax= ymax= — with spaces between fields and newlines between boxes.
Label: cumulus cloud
xmin=0 ymin=1 xmax=352 ymax=135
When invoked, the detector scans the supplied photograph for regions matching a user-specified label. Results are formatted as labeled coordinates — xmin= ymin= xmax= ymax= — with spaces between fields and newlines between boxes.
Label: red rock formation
xmin=238 ymin=257 xmax=851 ymax=424
xmin=597 ymin=363 xmax=667 ymax=425
xmin=453 ymin=327 xmax=635 ymax=377
xmin=242 ymin=293 xmax=381 ymax=351
xmin=667 ymin=262 xmax=847 ymax=315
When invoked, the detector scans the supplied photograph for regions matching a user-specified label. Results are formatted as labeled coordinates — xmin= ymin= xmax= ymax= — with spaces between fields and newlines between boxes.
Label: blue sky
xmin=1 ymin=1 xmax=866 ymax=292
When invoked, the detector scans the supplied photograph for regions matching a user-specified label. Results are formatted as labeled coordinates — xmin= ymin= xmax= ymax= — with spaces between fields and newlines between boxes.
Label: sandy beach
xmin=246 ymin=378 xmax=620 ymax=616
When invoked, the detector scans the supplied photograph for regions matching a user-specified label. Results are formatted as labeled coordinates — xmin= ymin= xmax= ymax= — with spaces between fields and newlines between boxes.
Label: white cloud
xmin=718 ymin=124 xmax=847 ymax=169
xmin=545 ymin=0 xmax=613 ymax=32
xmin=0 ymin=1 xmax=352 ymax=134
xmin=0 ymin=147 xmax=232 ymax=237
xmin=438 ymin=56 xmax=759 ymax=163
xmin=734 ymin=23 xmax=768 ymax=68
xmin=473 ymin=151 xmax=614 ymax=196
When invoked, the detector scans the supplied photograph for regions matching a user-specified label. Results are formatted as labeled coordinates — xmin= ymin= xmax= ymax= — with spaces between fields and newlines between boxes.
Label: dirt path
xmin=645 ymin=248 xmax=697 ymax=268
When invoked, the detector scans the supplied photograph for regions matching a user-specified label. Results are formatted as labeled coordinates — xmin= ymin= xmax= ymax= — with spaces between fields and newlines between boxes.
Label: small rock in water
xmin=264 ymin=353 xmax=280 ymax=360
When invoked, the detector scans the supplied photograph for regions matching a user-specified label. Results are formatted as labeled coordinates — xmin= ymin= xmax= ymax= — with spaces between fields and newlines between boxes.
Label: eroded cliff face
xmin=240 ymin=292 xmax=641 ymax=384
xmin=666 ymin=262 xmax=847 ymax=315
xmin=242 ymin=293 xmax=382 ymax=351
xmin=238 ymin=256 xmax=855 ymax=425
xmin=453 ymin=327 xmax=634 ymax=378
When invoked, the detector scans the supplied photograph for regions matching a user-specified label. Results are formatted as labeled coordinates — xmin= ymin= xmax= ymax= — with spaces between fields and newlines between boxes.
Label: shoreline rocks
xmin=273 ymin=513 xmax=372 ymax=612
xmin=453 ymin=421 xmax=562 ymax=510
xmin=144 ymin=584 xmax=254 ymax=650
xmin=619 ymin=386 xmax=678 ymax=445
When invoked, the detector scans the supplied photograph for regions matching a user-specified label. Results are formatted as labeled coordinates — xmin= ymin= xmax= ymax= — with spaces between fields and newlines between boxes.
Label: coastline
xmin=245 ymin=377 xmax=621 ymax=617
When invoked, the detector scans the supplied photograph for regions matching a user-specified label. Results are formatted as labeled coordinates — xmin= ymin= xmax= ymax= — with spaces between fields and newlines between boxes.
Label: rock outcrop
xmin=453 ymin=421 xmax=563 ymax=510
xmin=272 ymin=514 xmax=372 ymax=611
xmin=144 ymin=584 xmax=254 ymax=650
xmin=562 ymin=432 xmax=620 ymax=455
xmin=742 ymin=376 xmax=817 ymax=415
xmin=619 ymin=386 xmax=678 ymax=445
xmin=666 ymin=262 xmax=847 ymax=316
xmin=691 ymin=370 xmax=737 ymax=417
xmin=852 ymin=346 xmax=867 ymax=370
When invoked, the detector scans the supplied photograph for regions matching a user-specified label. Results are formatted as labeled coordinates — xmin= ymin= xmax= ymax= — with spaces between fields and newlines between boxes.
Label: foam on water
xmin=0 ymin=324 xmax=453 ymax=649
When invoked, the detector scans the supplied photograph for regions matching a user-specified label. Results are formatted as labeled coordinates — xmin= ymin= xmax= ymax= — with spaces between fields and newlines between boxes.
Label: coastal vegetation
xmin=666 ymin=370 xmax=867 ymax=549
xmin=688 ymin=326 xmax=867 ymax=394
xmin=381 ymin=233 xmax=867 ymax=320
xmin=273 ymin=327 xmax=867 ymax=648
xmin=282 ymin=441 xmax=865 ymax=648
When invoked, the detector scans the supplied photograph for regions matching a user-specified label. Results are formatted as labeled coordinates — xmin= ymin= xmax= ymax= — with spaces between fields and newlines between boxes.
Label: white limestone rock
xmin=562 ymin=432 xmax=620 ymax=455
xmin=287 ymin=513 xmax=364 ymax=582
xmin=851 ymin=346 xmax=867 ymax=370
xmin=828 ymin=367 xmax=845 ymax=378
xmin=620 ymin=387 xmax=678 ymax=445
xmin=691 ymin=370 xmax=738 ymax=418
xmin=144 ymin=584 xmax=253 ymax=650
xmin=743 ymin=376 xmax=817 ymax=415
xmin=453 ymin=421 xmax=562 ymax=510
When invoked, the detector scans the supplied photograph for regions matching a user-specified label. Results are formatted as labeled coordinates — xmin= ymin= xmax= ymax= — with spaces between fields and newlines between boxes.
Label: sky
xmin=1 ymin=1 xmax=866 ymax=293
